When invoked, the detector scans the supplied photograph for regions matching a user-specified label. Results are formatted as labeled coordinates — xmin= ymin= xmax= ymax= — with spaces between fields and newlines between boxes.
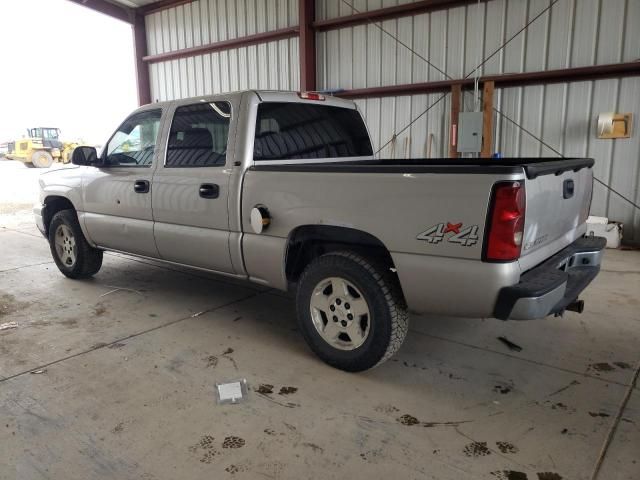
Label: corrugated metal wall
xmin=145 ymin=0 xmax=299 ymax=100
xmin=320 ymin=0 xmax=640 ymax=242
xmin=143 ymin=0 xmax=640 ymax=241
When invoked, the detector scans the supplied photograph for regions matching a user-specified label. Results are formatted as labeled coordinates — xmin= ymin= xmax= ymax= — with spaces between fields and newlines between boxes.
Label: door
xmin=82 ymin=108 xmax=162 ymax=257
xmin=151 ymin=100 xmax=234 ymax=273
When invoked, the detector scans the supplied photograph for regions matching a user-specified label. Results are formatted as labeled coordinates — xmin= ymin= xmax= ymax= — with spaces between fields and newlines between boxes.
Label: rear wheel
xmin=31 ymin=150 xmax=53 ymax=168
xmin=296 ymin=251 xmax=409 ymax=372
xmin=48 ymin=209 xmax=103 ymax=279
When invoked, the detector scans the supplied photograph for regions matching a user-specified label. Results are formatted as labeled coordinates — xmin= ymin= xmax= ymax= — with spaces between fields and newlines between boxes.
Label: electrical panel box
xmin=457 ymin=112 xmax=483 ymax=153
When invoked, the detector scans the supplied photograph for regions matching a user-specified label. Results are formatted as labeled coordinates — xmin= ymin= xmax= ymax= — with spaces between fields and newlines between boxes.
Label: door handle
xmin=199 ymin=183 xmax=219 ymax=199
xmin=134 ymin=180 xmax=150 ymax=193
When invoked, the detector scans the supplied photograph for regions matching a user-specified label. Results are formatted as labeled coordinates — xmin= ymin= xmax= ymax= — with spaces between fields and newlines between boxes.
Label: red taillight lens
xmin=298 ymin=91 xmax=325 ymax=101
xmin=484 ymin=181 xmax=526 ymax=262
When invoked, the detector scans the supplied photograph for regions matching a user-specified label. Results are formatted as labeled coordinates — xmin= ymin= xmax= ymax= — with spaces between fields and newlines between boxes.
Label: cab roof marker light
xmin=298 ymin=92 xmax=326 ymax=101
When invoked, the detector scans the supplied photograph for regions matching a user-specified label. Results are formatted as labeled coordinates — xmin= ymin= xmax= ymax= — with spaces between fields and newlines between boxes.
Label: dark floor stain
xmin=112 ymin=422 xmax=124 ymax=434
xmin=463 ymin=441 xmax=492 ymax=457
xmin=148 ymin=313 xmax=157 ymax=317
xmin=613 ymin=361 xmax=631 ymax=369
xmin=263 ymin=428 xmax=275 ymax=435
xmin=302 ymin=442 xmax=324 ymax=453
xmin=497 ymin=336 xmax=523 ymax=352
xmin=551 ymin=402 xmax=568 ymax=410
xmin=0 ymin=293 xmax=28 ymax=317
xmin=494 ymin=385 xmax=511 ymax=394
xmin=278 ymin=386 xmax=297 ymax=395
xmin=496 ymin=441 xmax=519 ymax=454
xmin=189 ymin=435 xmax=219 ymax=463
xmin=233 ymin=316 xmax=242 ymax=322
xmin=374 ymin=404 xmax=399 ymax=414
xmin=491 ymin=470 xmax=528 ymax=480
xmin=91 ymin=342 xmax=108 ymax=349
xmin=225 ymin=465 xmax=239 ymax=474
xmin=108 ymin=343 xmax=126 ymax=349
xmin=256 ymin=384 xmax=274 ymax=395
xmin=397 ymin=414 xmax=420 ymax=426
xmin=59 ymin=319 xmax=78 ymax=328
xmin=590 ymin=362 xmax=615 ymax=372
xmin=204 ymin=355 xmax=218 ymax=368
xmin=93 ymin=303 xmax=107 ymax=316
xmin=222 ymin=347 xmax=234 ymax=355
xmin=548 ymin=380 xmax=580 ymax=397
xmin=588 ymin=411 xmax=610 ymax=418
xmin=222 ymin=436 xmax=245 ymax=449
xmin=561 ymin=428 xmax=568 ymax=434
xmin=537 ymin=473 xmax=563 ymax=480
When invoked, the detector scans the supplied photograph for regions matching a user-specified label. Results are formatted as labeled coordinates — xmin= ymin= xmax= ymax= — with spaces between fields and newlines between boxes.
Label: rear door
xmin=519 ymin=162 xmax=593 ymax=270
xmin=152 ymin=99 xmax=235 ymax=273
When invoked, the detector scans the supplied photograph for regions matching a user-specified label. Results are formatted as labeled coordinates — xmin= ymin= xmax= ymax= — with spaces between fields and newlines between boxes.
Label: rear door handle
xmin=134 ymin=180 xmax=150 ymax=193
xmin=199 ymin=183 xmax=219 ymax=199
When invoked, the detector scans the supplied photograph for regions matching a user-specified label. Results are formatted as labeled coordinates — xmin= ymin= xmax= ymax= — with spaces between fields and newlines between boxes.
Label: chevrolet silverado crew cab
xmin=35 ymin=90 xmax=605 ymax=372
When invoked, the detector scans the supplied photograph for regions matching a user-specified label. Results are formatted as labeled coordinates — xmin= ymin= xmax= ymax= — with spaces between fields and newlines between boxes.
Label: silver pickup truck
xmin=35 ymin=90 xmax=605 ymax=371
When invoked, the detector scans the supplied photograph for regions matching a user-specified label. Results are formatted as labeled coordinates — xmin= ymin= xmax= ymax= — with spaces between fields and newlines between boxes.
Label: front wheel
xmin=48 ymin=209 xmax=103 ymax=279
xmin=296 ymin=252 xmax=409 ymax=372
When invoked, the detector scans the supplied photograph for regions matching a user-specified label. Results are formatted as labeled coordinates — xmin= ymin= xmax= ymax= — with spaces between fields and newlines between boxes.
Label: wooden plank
xmin=481 ymin=81 xmax=494 ymax=158
xmin=449 ymin=85 xmax=461 ymax=158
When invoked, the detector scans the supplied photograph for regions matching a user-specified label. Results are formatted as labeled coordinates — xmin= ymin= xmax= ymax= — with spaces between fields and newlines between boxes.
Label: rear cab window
xmin=253 ymin=102 xmax=372 ymax=162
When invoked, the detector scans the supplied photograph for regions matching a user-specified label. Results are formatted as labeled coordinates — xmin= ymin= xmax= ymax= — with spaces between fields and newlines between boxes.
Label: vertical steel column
xmin=299 ymin=0 xmax=317 ymax=92
xmin=133 ymin=14 xmax=152 ymax=105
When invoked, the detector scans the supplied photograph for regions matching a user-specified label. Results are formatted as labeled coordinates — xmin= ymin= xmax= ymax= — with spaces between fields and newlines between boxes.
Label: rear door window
xmin=253 ymin=103 xmax=372 ymax=161
xmin=165 ymin=101 xmax=231 ymax=168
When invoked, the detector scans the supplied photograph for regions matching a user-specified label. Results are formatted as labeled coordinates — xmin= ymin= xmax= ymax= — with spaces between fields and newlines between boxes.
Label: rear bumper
xmin=494 ymin=236 xmax=606 ymax=320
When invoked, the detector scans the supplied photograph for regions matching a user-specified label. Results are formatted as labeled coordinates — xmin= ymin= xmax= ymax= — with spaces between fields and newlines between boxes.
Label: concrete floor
xmin=1 ymin=205 xmax=639 ymax=480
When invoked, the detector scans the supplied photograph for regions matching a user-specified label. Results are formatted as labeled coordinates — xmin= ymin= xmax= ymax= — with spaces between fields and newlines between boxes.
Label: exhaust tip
xmin=566 ymin=299 xmax=585 ymax=314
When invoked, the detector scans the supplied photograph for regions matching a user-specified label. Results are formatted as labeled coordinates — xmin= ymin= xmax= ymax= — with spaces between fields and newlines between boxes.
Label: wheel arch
xmin=284 ymin=225 xmax=396 ymax=285
xmin=42 ymin=195 xmax=77 ymax=237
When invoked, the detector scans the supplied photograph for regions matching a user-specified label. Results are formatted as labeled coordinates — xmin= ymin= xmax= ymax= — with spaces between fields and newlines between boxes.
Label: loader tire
xmin=31 ymin=151 xmax=54 ymax=168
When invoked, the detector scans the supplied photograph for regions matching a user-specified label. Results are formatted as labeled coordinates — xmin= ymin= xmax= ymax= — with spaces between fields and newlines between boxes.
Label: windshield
xmin=42 ymin=128 xmax=59 ymax=140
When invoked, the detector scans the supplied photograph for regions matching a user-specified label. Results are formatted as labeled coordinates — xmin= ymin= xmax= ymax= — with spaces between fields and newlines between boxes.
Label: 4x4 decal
xmin=417 ymin=222 xmax=479 ymax=246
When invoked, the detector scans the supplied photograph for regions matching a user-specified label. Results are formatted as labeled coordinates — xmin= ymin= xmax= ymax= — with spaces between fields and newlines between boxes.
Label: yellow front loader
xmin=5 ymin=127 xmax=78 ymax=168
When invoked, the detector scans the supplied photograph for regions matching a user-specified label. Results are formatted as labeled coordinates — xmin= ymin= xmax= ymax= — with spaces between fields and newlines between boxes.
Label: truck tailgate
xmin=519 ymin=159 xmax=594 ymax=271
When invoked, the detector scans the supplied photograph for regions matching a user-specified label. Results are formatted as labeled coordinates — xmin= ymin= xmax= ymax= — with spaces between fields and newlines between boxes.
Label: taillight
xmin=484 ymin=181 xmax=526 ymax=262
xmin=298 ymin=91 xmax=325 ymax=101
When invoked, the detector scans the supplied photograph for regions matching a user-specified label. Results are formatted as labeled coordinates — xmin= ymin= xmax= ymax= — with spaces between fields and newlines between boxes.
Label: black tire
xmin=31 ymin=150 xmax=54 ymax=168
xmin=48 ymin=209 xmax=103 ymax=279
xmin=296 ymin=251 xmax=409 ymax=372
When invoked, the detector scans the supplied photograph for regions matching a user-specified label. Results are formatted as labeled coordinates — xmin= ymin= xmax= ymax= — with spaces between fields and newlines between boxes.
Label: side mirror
xmin=72 ymin=146 xmax=99 ymax=166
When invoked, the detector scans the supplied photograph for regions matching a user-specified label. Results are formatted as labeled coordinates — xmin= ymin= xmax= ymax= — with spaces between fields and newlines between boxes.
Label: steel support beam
xmin=337 ymin=62 xmax=640 ymax=99
xmin=139 ymin=0 xmax=195 ymax=15
xmin=133 ymin=14 xmax=152 ymax=105
xmin=67 ymin=0 xmax=133 ymax=24
xmin=313 ymin=0 xmax=488 ymax=31
xmin=299 ymin=0 xmax=317 ymax=92
xmin=142 ymin=27 xmax=300 ymax=64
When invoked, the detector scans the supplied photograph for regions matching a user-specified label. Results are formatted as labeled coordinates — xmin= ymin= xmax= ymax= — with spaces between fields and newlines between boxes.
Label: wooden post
xmin=481 ymin=80 xmax=494 ymax=158
xmin=449 ymin=84 xmax=461 ymax=158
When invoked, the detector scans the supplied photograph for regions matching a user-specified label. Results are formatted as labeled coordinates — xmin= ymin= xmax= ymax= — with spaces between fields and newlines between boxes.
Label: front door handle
xmin=199 ymin=183 xmax=219 ymax=199
xmin=134 ymin=180 xmax=150 ymax=193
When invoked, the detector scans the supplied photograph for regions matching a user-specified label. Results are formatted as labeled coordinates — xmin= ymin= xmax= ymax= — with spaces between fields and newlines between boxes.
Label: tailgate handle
xmin=563 ymin=179 xmax=574 ymax=199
